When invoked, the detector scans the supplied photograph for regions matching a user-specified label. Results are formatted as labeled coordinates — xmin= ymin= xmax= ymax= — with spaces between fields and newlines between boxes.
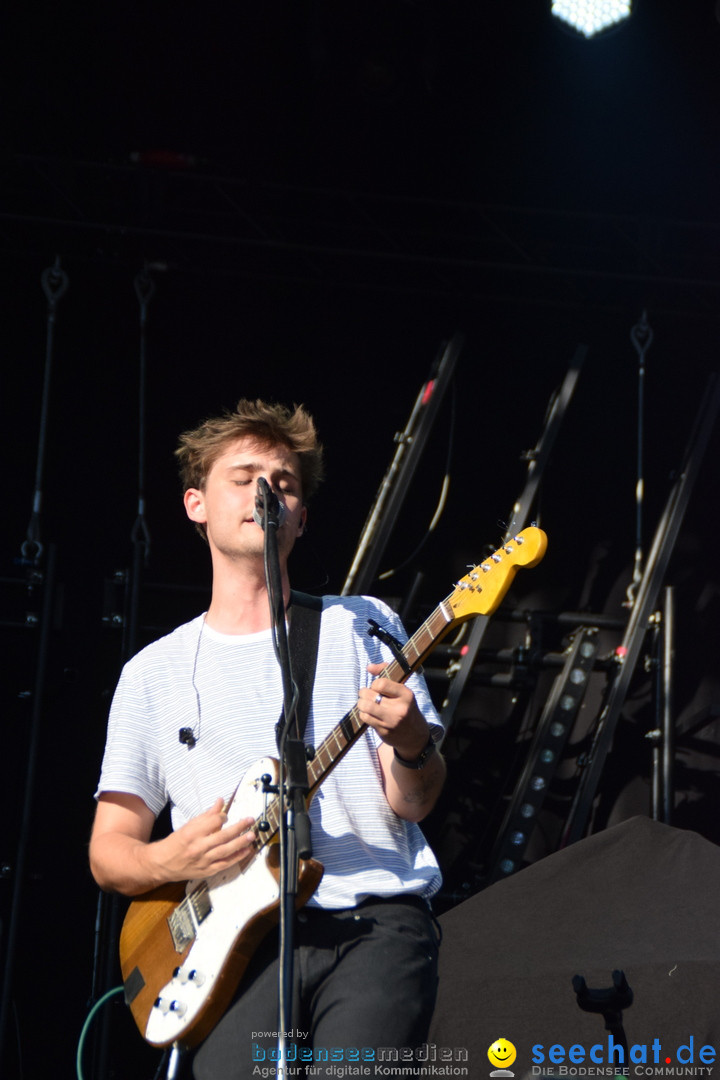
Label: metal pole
xmin=562 ymin=374 xmax=720 ymax=846
xmin=91 ymin=267 xmax=156 ymax=1080
xmin=0 ymin=259 xmax=68 ymax=1073
xmin=0 ymin=547 xmax=57 ymax=1070
xmin=662 ymin=586 xmax=675 ymax=825
xmin=342 ymin=334 xmax=462 ymax=596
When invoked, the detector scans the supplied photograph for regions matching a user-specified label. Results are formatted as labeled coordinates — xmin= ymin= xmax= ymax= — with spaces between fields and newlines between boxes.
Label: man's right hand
xmin=151 ymin=797 xmax=256 ymax=882
xmin=89 ymin=792 xmax=256 ymax=896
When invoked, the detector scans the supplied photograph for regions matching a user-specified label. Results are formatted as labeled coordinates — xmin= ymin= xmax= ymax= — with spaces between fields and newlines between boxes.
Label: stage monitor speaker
xmin=431 ymin=816 xmax=720 ymax=1077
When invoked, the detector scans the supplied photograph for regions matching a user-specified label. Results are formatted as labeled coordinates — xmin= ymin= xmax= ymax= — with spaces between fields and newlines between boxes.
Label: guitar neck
xmin=307 ymin=601 xmax=453 ymax=794
xmin=249 ymin=526 xmax=548 ymax=852
xmin=251 ymin=600 xmax=453 ymax=847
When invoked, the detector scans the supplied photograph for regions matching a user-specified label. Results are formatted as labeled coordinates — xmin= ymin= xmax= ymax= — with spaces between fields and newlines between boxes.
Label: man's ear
xmin=297 ymin=506 xmax=308 ymax=536
xmin=184 ymin=487 xmax=207 ymax=525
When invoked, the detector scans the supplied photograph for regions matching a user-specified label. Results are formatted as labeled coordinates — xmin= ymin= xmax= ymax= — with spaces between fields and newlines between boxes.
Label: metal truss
xmin=2 ymin=154 xmax=720 ymax=316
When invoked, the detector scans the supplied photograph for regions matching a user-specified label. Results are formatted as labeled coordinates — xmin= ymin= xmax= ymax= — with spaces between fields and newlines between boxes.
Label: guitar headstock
xmin=446 ymin=526 xmax=547 ymax=623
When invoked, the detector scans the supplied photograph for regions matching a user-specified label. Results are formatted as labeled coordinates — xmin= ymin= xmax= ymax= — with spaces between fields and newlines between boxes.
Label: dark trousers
xmin=192 ymin=896 xmax=440 ymax=1080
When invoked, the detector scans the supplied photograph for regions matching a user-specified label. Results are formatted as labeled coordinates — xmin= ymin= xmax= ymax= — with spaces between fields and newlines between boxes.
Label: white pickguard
xmin=144 ymin=757 xmax=283 ymax=1046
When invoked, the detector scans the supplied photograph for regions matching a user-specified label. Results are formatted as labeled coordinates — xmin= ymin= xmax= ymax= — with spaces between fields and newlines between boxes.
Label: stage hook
xmin=40 ymin=256 xmax=69 ymax=308
xmin=630 ymin=309 xmax=653 ymax=366
xmin=134 ymin=267 xmax=156 ymax=317
xmin=22 ymin=257 xmax=69 ymax=564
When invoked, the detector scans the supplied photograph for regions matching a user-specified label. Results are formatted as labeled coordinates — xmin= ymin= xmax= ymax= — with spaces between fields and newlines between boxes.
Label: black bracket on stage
xmin=561 ymin=373 xmax=720 ymax=847
xmin=573 ymin=970 xmax=633 ymax=1048
xmin=439 ymin=344 xmax=587 ymax=735
xmin=367 ymin=619 xmax=412 ymax=676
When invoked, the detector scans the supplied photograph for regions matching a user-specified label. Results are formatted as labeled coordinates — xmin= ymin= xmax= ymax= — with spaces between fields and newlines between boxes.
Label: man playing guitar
xmin=89 ymin=398 xmax=446 ymax=1079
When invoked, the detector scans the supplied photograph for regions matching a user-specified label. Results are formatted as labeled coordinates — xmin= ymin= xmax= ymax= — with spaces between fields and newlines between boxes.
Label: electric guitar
xmin=119 ymin=526 xmax=547 ymax=1048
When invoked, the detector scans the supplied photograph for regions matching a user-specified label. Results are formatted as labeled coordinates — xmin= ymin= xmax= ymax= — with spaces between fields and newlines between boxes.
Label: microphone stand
xmin=256 ymin=478 xmax=312 ymax=1077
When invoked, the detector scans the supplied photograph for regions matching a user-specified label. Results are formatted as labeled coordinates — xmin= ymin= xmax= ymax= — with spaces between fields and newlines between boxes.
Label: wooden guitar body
xmin=119 ymin=757 xmax=323 ymax=1048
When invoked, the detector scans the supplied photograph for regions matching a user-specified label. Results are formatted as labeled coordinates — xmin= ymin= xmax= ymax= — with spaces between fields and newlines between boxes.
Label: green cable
xmin=76 ymin=985 xmax=124 ymax=1080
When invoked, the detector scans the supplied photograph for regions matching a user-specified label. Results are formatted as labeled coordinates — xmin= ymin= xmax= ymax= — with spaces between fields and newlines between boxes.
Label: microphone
xmin=178 ymin=727 xmax=197 ymax=748
xmin=253 ymin=477 xmax=286 ymax=529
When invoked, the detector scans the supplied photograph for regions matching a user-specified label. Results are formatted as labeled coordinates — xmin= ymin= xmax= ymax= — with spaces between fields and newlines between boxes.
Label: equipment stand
xmin=342 ymin=333 xmax=463 ymax=596
xmin=561 ymin=374 xmax=720 ymax=846
xmin=0 ymin=260 xmax=68 ymax=1074
xmin=440 ymin=345 xmax=586 ymax=736
xmin=256 ymin=479 xmax=311 ymax=1077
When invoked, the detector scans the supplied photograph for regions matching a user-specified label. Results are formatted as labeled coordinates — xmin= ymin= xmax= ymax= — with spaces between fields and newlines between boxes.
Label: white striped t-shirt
xmin=95 ymin=593 xmax=443 ymax=908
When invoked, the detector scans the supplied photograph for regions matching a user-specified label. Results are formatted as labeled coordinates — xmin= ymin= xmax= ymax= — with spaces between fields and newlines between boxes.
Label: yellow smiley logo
xmin=488 ymin=1039 xmax=517 ymax=1070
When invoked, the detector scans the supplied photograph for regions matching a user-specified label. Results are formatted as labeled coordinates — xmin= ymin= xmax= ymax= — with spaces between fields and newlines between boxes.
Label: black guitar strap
xmin=274 ymin=589 xmax=323 ymax=751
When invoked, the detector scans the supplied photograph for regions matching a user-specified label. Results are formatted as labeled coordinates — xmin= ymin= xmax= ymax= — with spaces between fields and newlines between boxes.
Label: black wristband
xmin=393 ymin=733 xmax=436 ymax=770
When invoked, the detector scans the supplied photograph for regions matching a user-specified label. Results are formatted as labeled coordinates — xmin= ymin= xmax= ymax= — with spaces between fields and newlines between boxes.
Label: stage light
xmin=485 ymin=627 xmax=600 ymax=885
xmin=551 ymin=0 xmax=631 ymax=38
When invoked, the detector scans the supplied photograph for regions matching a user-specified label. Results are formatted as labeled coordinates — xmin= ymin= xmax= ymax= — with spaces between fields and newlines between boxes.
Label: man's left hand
xmin=357 ymin=662 xmax=431 ymax=761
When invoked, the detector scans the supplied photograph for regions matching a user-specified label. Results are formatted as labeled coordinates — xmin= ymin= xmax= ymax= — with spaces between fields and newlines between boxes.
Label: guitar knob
xmin=188 ymin=969 xmax=205 ymax=986
xmin=154 ymin=996 xmax=186 ymax=1016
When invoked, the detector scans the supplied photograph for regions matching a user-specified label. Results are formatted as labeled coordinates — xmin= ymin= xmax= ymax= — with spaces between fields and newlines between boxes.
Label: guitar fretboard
xmin=250 ymin=599 xmax=453 ymax=851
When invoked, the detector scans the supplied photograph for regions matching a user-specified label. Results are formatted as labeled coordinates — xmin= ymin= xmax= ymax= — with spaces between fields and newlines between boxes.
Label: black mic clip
xmin=179 ymin=727 xmax=197 ymax=748
xmin=367 ymin=619 xmax=413 ymax=676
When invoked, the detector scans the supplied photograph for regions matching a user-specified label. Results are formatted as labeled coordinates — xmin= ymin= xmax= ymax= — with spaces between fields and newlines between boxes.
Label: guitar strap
xmin=275 ymin=589 xmax=323 ymax=751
